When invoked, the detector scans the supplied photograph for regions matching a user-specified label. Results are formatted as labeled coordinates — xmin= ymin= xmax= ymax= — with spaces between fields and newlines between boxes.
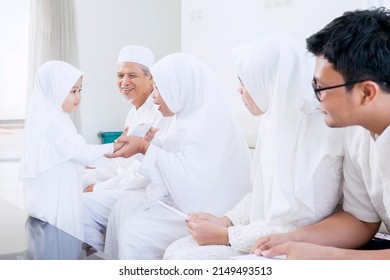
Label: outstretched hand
xmin=112 ymin=127 xmax=129 ymax=152
xmin=105 ymin=135 xmax=149 ymax=158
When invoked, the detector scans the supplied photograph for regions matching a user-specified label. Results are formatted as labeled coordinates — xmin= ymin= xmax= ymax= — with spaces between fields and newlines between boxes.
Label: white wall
xmin=74 ymin=0 xmax=181 ymax=143
xmin=181 ymin=0 xmax=368 ymax=147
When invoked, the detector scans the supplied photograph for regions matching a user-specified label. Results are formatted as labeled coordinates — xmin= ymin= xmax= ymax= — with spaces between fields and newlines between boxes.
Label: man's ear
xmin=148 ymin=75 xmax=154 ymax=87
xmin=360 ymin=81 xmax=379 ymax=105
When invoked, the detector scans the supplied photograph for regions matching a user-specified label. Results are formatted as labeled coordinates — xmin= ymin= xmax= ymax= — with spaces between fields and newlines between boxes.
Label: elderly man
xmin=83 ymin=45 xmax=173 ymax=252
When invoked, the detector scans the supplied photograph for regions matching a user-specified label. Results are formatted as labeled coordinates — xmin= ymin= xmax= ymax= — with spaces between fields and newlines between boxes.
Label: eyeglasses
xmin=311 ymin=79 xmax=368 ymax=102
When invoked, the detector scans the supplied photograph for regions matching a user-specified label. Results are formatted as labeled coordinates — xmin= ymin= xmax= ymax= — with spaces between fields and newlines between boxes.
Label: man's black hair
xmin=306 ymin=7 xmax=390 ymax=92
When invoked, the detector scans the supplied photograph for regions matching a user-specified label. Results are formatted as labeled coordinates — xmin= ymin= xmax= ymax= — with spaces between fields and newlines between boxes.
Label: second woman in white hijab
xmin=163 ymin=34 xmax=345 ymax=260
xmin=103 ymin=53 xmax=253 ymax=259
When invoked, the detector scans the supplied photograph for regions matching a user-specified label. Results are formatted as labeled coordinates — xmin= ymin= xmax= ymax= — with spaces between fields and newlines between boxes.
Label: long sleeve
xmin=224 ymin=192 xmax=299 ymax=253
xmin=224 ymin=193 xmax=252 ymax=226
xmin=71 ymin=143 xmax=113 ymax=167
xmin=138 ymin=144 xmax=165 ymax=184
xmin=228 ymin=220 xmax=298 ymax=253
xmin=93 ymin=160 xmax=150 ymax=192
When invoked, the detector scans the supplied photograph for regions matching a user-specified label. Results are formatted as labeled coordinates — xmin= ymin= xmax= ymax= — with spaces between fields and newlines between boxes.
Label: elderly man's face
xmin=117 ymin=62 xmax=153 ymax=109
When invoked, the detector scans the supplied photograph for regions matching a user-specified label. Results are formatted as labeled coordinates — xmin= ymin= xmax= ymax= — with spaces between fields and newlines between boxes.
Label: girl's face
xmin=152 ymin=84 xmax=174 ymax=117
xmin=62 ymin=77 xmax=83 ymax=113
xmin=237 ymin=77 xmax=263 ymax=116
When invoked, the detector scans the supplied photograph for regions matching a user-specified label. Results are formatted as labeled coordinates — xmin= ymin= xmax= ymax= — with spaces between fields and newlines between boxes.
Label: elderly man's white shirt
xmin=83 ymin=94 xmax=174 ymax=251
xmin=92 ymin=95 xmax=171 ymax=191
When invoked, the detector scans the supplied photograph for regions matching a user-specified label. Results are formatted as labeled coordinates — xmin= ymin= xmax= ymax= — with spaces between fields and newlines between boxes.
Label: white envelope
xmin=129 ymin=123 xmax=153 ymax=138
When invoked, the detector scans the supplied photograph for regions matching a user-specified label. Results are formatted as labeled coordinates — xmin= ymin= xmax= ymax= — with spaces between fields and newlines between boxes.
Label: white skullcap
xmin=117 ymin=45 xmax=155 ymax=67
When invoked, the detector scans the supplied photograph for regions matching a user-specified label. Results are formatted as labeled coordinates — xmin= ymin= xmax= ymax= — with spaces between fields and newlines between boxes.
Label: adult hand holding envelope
xmin=105 ymin=123 xmax=158 ymax=158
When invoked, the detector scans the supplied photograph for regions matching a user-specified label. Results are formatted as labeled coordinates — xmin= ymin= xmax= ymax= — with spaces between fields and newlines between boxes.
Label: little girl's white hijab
xmin=233 ymin=35 xmax=343 ymax=223
xmin=20 ymin=61 xmax=86 ymax=180
xmin=149 ymin=53 xmax=252 ymax=215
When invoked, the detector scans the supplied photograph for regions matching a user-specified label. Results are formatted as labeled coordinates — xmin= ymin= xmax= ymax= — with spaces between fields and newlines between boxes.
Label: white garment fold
xmin=104 ymin=53 xmax=252 ymax=259
xmin=141 ymin=53 xmax=253 ymax=216
xmin=92 ymin=95 xmax=174 ymax=192
xmin=232 ymin=35 xmax=344 ymax=224
xmin=83 ymin=94 xmax=174 ymax=251
xmin=20 ymin=61 xmax=112 ymax=240
xmin=164 ymin=35 xmax=345 ymax=260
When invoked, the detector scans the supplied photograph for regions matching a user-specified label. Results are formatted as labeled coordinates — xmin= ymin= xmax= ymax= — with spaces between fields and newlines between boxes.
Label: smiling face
xmin=61 ymin=76 xmax=83 ymax=113
xmin=152 ymin=85 xmax=174 ymax=117
xmin=313 ymin=56 xmax=361 ymax=128
xmin=117 ymin=62 xmax=153 ymax=109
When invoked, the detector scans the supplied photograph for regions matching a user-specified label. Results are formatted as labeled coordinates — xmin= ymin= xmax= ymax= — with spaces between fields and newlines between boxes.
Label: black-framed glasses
xmin=311 ymin=78 xmax=368 ymax=102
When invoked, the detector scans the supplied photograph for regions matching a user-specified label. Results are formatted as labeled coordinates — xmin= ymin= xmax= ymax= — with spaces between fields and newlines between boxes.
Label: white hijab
xmin=233 ymin=35 xmax=343 ymax=223
xmin=150 ymin=53 xmax=252 ymax=215
xmin=20 ymin=61 xmax=86 ymax=180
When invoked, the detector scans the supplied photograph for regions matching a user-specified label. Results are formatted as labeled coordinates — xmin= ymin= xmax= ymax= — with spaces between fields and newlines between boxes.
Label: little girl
xmin=19 ymin=60 xmax=123 ymax=240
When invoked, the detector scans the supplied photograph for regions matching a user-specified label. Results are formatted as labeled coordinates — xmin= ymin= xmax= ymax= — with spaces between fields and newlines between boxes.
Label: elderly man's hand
xmin=105 ymin=135 xmax=149 ymax=158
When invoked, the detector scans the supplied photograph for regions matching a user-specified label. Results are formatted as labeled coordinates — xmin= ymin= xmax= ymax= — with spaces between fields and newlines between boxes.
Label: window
xmin=0 ymin=0 xmax=29 ymax=121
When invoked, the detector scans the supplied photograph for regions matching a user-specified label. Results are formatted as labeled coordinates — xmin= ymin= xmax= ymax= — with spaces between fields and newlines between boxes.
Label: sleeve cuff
xmin=138 ymin=144 xmax=160 ymax=180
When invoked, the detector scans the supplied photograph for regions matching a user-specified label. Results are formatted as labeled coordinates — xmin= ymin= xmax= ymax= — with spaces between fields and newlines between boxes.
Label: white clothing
xmin=83 ymin=45 xmax=167 ymax=251
xmin=91 ymin=95 xmax=173 ymax=192
xmin=235 ymin=35 xmax=344 ymax=224
xmin=104 ymin=53 xmax=252 ymax=259
xmin=83 ymin=95 xmax=174 ymax=251
xmin=104 ymin=193 xmax=188 ymax=259
xmin=342 ymin=126 xmax=387 ymax=228
xmin=117 ymin=45 xmax=155 ymax=67
xmin=25 ymin=143 xmax=112 ymax=241
xmin=164 ymin=35 xmax=345 ymax=259
xmin=141 ymin=53 xmax=252 ymax=215
xmin=164 ymin=155 xmax=343 ymax=259
xmin=20 ymin=61 xmax=112 ymax=240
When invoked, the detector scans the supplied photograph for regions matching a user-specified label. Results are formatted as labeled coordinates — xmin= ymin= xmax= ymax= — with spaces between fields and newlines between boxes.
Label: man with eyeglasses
xmin=251 ymin=7 xmax=390 ymax=259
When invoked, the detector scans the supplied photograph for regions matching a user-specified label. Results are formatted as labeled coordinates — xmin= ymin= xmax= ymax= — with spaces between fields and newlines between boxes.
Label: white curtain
xmin=28 ymin=0 xmax=81 ymax=129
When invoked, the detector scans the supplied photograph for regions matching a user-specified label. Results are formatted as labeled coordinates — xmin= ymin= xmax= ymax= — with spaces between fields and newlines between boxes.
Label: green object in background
xmin=98 ymin=131 xmax=122 ymax=144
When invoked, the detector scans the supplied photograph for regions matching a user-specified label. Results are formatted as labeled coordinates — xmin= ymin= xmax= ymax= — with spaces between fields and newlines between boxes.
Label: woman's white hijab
xmin=150 ymin=53 xmax=252 ymax=215
xmin=233 ymin=35 xmax=343 ymax=223
xmin=20 ymin=60 xmax=86 ymax=180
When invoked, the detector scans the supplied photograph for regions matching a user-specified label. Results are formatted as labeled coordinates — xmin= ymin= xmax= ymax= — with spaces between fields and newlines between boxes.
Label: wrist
xmin=141 ymin=140 xmax=150 ymax=155
xmin=220 ymin=227 xmax=230 ymax=246
xmin=288 ymin=228 xmax=307 ymax=242
xmin=222 ymin=216 xmax=233 ymax=228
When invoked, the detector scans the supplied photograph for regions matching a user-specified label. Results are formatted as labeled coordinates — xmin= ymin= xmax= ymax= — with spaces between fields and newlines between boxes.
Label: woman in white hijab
xmin=19 ymin=61 xmax=122 ymax=240
xmin=163 ymin=34 xmax=345 ymax=260
xmin=103 ymin=53 xmax=252 ymax=259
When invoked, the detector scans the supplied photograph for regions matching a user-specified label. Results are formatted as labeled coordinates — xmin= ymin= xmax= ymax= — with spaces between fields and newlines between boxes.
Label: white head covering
xmin=150 ymin=53 xmax=252 ymax=215
xmin=117 ymin=45 xmax=155 ymax=67
xmin=20 ymin=61 xmax=86 ymax=180
xmin=233 ymin=35 xmax=344 ymax=223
